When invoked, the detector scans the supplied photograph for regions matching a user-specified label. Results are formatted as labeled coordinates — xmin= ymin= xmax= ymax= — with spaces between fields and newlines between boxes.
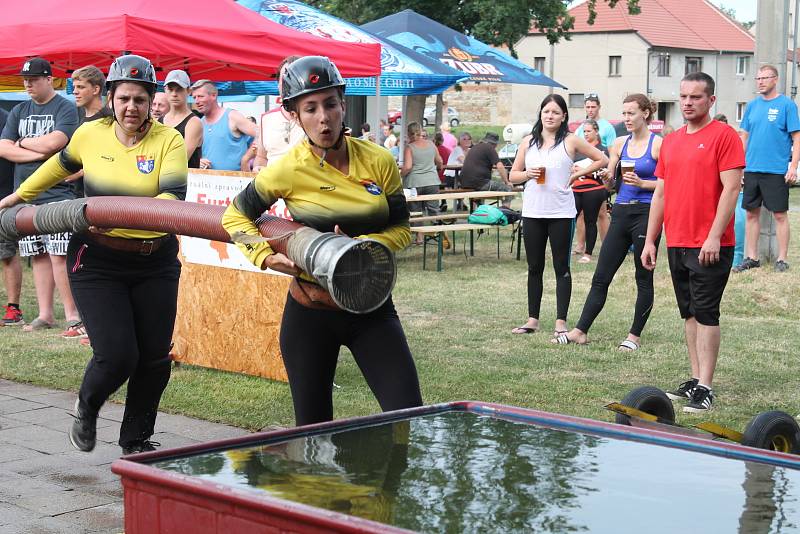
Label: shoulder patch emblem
xmin=363 ymin=181 xmax=382 ymax=195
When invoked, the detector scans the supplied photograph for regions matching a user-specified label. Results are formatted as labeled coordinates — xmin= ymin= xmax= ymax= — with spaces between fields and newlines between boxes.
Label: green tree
xmin=309 ymin=0 xmax=642 ymax=130
xmin=717 ymin=4 xmax=755 ymax=31
xmin=309 ymin=0 xmax=641 ymax=58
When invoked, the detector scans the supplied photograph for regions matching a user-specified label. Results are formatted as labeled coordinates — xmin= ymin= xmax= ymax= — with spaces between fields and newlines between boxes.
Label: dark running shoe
xmin=683 ymin=386 xmax=715 ymax=413
xmin=775 ymin=260 xmax=790 ymax=273
xmin=122 ymin=440 xmax=161 ymax=456
xmin=732 ymin=257 xmax=761 ymax=273
xmin=69 ymin=408 xmax=97 ymax=452
xmin=666 ymin=378 xmax=699 ymax=401
xmin=2 ymin=305 xmax=24 ymax=326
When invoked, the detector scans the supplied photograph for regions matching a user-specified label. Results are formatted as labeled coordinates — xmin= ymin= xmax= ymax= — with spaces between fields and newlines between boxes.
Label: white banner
xmin=181 ymin=171 xmax=290 ymax=274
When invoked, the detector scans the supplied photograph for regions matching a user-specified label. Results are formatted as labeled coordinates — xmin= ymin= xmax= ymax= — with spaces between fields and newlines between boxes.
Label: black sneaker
xmin=666 ymin=378 xmax=699 ymax=401
xmin=69 ymin=409 xmax=97 ymax=452
xmin=683 ymin=386 xmax=714 ymax=413
xmin=122 ymin=440 xmax=161 ymax=456
xmin=775 ymin=260 xmax=790 ymax=272
xmin=732 ymin=257 xmax=761 ymax=273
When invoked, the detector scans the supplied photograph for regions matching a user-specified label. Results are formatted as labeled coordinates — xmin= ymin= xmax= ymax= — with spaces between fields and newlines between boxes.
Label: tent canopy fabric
xmin=0 ymin=0 xmax=381 ymax=81
xmin=363 ymin=9 xmax=565 ymax=88
xmin=233 ymin=0 xmax=468 ymax=96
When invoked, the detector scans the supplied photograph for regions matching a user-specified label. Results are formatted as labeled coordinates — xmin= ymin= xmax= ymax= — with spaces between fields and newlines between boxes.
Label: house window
xmin=533 ymin=57 xmax=545 ymax=73
xmin=736 ymin=102 xmax=747 ymax=122
xmin=736 ymin=56 xmax=749 ymax=76
xmin=685 ymin=56 xmax=703 ymax=74
xmin=657 ymin=54 xmax=671 ymax=77
xmin=568 ymin=93 xmax=585 ymax=108
xmin=609 ymin=55 xmax=621 ymax=76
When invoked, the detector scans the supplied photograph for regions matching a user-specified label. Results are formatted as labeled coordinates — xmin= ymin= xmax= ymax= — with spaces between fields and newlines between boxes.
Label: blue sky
xmin=710 ymin=0 xmax=757 ymax=22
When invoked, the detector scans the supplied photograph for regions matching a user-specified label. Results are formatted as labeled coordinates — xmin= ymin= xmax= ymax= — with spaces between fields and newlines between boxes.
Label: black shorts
xmin=742 ymin=172 xmax=789 ymax=212
xmin=667 ymin=246 xmax=734 ymax=326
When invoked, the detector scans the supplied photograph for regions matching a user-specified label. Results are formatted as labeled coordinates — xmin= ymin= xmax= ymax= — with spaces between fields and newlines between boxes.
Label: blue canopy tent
xmin=362 ymin=9 xmax=565 ymax=88
xmin=229 ymin=0 xmax=468 ymax=97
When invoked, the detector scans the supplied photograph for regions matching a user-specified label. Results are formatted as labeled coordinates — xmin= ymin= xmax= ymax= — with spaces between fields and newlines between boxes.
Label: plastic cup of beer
xmin=535 ymin=166 xmax=546 ymax=185
xmin=620 ymin=160 xmax=635 ymax=181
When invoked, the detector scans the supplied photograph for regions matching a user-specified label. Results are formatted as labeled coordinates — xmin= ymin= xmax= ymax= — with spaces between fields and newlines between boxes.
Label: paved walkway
xmin=0 ymin=378 xmax=249 ymax=533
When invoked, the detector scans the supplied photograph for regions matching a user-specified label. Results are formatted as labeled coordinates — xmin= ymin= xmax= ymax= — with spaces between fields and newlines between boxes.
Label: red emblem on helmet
xmin=130 ymin=67 xmax=139 ymax=76
xmin=309 ymin=74 xmax=319 ymax=84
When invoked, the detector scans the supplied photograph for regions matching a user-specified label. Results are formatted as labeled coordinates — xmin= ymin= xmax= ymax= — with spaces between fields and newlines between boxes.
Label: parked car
xmin=387 ymin=109 xmax=402 ymax=125
xmin=498 ymin=142 xmax=519 ymax=169
xmin=568 ymin=119 xmax=665 ymax=135
xmin=423 ymin=106 xmax=459 ymax=127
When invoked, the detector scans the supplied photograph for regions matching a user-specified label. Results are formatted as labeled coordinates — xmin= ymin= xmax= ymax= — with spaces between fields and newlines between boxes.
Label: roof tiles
xmin=556 ymin=0 xmax=754 ymax=52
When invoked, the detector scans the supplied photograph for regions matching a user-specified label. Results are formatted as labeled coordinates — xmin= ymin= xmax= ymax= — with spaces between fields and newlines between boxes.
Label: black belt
xmin=86 ymin=233 xmax=171 ymax=255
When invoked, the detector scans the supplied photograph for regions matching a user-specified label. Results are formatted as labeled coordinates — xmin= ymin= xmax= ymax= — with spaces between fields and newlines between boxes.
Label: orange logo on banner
xmin=447 ymin=48 xmax=477 ymax=62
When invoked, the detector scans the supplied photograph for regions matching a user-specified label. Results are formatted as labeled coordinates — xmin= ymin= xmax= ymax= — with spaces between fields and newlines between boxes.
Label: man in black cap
xmin=0 ymin=57 xmax=79 ymax=331
xmin=458 ymin=131 xmax=513 ymax=207
xmin=0 ymin=106 xmax=18 ymax=327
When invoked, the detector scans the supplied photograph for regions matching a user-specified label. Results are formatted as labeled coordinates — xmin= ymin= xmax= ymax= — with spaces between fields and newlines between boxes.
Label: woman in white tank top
xmin=508 ymin=94 xmax=608 ymax=337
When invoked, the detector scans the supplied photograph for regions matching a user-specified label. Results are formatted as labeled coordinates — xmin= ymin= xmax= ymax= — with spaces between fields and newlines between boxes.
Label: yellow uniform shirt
xmin=16 ymin=119 xmax=187 ymax=239
xmin=222 ymin=137 xmax=411 ymax=273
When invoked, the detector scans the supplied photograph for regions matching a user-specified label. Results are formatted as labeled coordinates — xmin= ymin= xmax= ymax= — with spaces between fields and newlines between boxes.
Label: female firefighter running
xmin=0 ymin=54 xmax=188 ymax=455
xmin=222 ymin=56 xmax=422 ymax=426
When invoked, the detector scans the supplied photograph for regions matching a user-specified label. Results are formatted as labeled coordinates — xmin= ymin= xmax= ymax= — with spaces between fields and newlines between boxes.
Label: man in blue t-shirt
xmin=190 ymin=80 xmax=257 ymax=171
xmin=577 ymin=94 xmax=617 ymax=148
xmin=734 ymin=64 xmax=800 ymax=273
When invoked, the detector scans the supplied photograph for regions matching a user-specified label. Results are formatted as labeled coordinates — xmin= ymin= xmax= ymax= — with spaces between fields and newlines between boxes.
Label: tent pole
xmin=399 ymin=95 xmax=406 ymax=165
xmin=375 ymin=75 xmax=381 ymax=143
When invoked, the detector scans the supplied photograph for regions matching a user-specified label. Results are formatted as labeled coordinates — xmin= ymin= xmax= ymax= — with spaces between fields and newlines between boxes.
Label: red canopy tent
xmin=0 ymin=0 xmax=381 ymax=81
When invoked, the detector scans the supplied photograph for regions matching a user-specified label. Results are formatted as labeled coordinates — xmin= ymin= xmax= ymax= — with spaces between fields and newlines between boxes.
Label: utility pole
xmin=792 ymin=0 xmax=799 ymax=99
xmin=754 ymin=0 xmax=790 ymax=263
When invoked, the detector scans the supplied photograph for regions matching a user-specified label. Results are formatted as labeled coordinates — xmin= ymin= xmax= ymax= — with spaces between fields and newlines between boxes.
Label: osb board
xmin=171 ymin=252 xmax=290 ymax=383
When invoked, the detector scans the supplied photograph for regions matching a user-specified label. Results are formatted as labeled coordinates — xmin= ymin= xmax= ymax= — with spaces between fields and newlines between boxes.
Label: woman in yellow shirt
xmin=0 ymin=54 xmax=187 ymax=455
xmin=222 ymin=56 xmax=422 ymax=426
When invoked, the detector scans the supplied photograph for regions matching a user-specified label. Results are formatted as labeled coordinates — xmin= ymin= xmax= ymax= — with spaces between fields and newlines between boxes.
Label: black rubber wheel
xmin=615 ymin=386 xmax=675 ymax=426
xmin=422 ymin=118 xmax=429 ymax=127
xmin=741 ymin=411 xmax=800 ymax=453
xmin=450 ymin=118 xmax=460 ymax=127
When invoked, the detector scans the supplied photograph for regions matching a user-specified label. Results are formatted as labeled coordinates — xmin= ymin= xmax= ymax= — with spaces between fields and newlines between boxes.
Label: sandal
xmin=618 ymin=339 xmax=640 ymax=352
xmin=552 ymin=333 xmax=572 ymax=344
xmin=61 ymin=320 xmax=88 ymax=339
xmin=551 ymin=333 xmax=590 ymax=345
xmin=22 ymin=318 xmax=55 ymax=332
xmin=512 ymin=325 xmax=537 ymax=335
xmin=578 ymin=255 xmax=592 ymax=264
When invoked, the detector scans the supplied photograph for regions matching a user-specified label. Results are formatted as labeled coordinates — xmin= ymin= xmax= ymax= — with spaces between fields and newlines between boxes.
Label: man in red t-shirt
xmin=642 ymin=72 xmax=744 ymax=414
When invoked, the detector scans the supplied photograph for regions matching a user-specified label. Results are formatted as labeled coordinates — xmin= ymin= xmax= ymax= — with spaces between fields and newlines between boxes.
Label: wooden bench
xmin=409 ymin=213 xmax=468 ymax=224
xmin=412 ymin=223 xmax=502 ymax=271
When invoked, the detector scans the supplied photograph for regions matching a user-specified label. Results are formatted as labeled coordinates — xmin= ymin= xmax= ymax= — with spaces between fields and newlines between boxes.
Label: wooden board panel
xmin=172 ymin=251 xmax=290 ymax=383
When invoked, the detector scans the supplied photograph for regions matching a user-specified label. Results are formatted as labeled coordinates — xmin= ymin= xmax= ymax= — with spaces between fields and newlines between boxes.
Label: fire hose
xmin=0 ymin=197 xmax=396 ymax=314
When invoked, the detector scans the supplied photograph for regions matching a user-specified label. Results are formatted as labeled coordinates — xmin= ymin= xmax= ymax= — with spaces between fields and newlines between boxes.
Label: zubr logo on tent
xmin=447 ymin=48 xmax=476 ymax=62
xmin=441 ymin=47 xmax=504 ymax=78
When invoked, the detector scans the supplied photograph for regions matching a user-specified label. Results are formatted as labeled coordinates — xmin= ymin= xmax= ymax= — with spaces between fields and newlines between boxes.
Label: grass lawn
xmin=2 ymin=189 xmax=799 ymax=434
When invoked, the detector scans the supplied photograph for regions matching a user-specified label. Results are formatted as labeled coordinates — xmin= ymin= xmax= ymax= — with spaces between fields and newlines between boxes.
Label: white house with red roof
xmin=512 ymin=0 xmax=756 ymax=129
